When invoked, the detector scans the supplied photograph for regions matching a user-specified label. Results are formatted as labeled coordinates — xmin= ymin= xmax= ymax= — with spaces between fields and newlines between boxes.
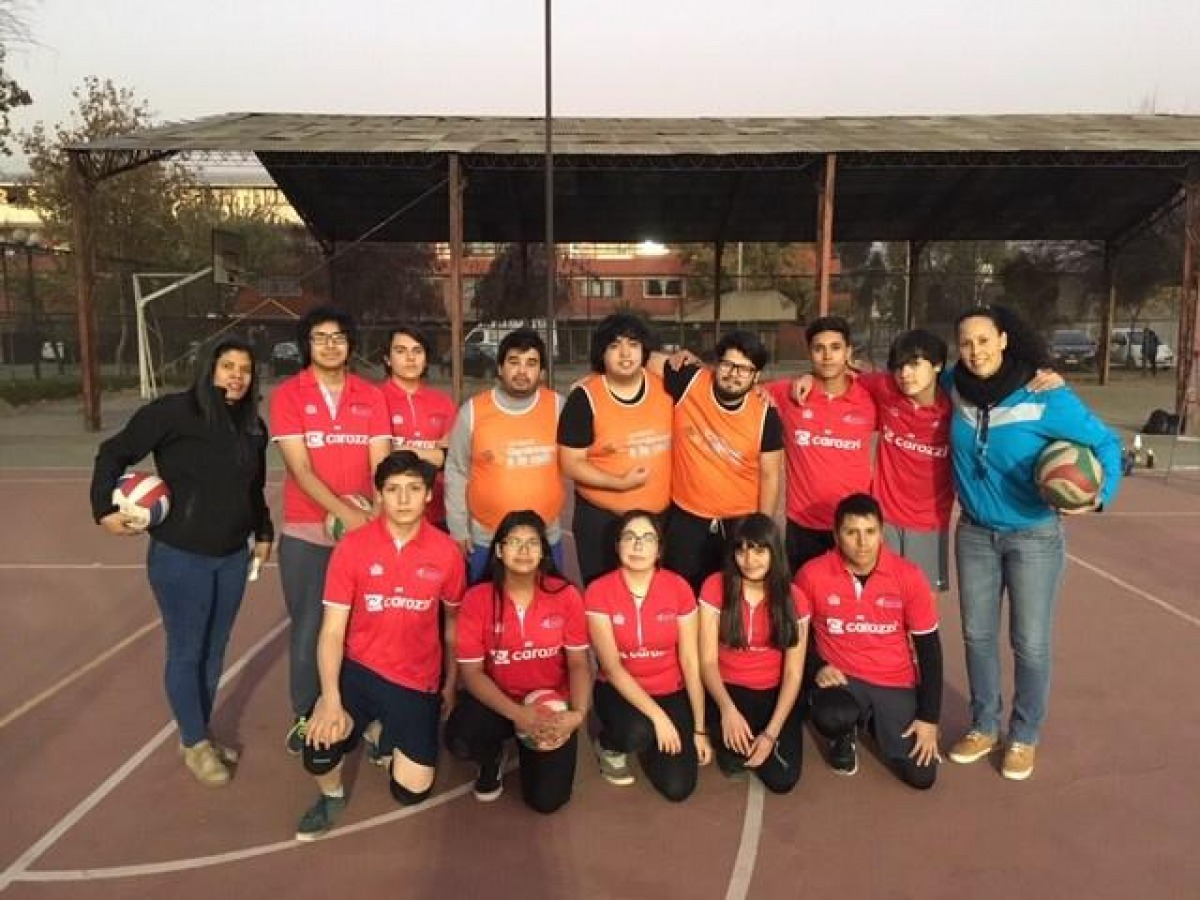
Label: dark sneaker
xmin=473 ymin=748 xmax=506 ymax=802
xmin=716 ymin=751 xmax=749 ymax=781
xmin=285 ymin=716 xmax=308 ymax=756
xmin=597 ymin=747 xmax=635 ymax=786
xmin=295 ymin=793 xmax=347 ymax=841
xmin=829 ymin=734 xmax=858 ymax=776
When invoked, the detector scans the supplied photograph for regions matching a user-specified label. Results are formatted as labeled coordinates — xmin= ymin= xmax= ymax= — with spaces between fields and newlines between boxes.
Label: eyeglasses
xmin=501 ymin=537 xmax=542 ymax=553
xmin=310 ymin=332 xmax=349 ymax=347
xmin=716 ymin=359 xmax=757 ymax=378
xmin=618 ymin=531 xmax=659 ymax=547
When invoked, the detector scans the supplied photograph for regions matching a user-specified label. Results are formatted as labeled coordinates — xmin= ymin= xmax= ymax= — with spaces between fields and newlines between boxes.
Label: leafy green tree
xmin=472 ymin=243 xmax=571 ymax=322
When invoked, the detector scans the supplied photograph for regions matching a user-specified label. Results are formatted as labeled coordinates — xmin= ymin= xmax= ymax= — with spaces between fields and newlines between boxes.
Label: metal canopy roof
xmin=71 ymin=112 xmax=1200 ymax=244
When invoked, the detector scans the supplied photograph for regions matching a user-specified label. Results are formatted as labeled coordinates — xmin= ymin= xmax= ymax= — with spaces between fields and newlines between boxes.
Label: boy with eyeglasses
xmin=657 ymin=330 xmax=784 ymax=592
xmin=270 ymin=306 xmax=392 ymax=755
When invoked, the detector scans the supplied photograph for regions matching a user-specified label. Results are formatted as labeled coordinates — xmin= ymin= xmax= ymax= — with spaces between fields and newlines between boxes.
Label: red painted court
xmin=1 ymin=469 xmax=1198 ymax=898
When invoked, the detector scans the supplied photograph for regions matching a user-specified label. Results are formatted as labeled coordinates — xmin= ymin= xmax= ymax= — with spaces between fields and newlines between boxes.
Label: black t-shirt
xmin=662 ymin=364 xmax=784 ymax=452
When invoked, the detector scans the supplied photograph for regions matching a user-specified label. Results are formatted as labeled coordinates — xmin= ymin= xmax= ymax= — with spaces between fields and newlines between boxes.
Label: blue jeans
xmin=954 ymin=516 xmax=1065 ymax=745
xmin=146 ymin=539 xmax=250 ymax=747
xmin=467 ymin=540 xmax=564 ymax=585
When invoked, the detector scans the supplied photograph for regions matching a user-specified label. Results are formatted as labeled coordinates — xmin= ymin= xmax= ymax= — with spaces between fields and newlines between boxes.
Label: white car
xmin=1109 ymin=328 xmax=1174 ymax=369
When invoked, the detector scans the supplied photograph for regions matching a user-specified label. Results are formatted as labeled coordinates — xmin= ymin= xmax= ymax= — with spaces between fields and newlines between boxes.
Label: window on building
xmin=582 ymin=278 xmax=623 ymax=299
xmin=644 ymin=278 xmax=684 ymax=298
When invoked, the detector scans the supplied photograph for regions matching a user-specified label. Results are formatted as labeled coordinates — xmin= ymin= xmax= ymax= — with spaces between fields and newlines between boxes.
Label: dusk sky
xmin=5 ymin=0 xmax=1200 ymax=160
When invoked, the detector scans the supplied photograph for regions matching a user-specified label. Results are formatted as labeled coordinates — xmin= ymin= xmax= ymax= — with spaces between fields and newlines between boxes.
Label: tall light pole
xmin=543 ymin=0 xmax=556 ymax=385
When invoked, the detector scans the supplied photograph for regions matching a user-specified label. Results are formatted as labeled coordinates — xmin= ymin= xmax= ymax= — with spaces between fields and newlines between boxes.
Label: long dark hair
xmin=954 ymin=304 xmax=1052 ymax=372
xmin=191 ymin=337 xmax=262 ymax=443
xmin=484 ymin=510 xmax=569 ymax=643
xmin=719 ymin=514 xmax=798 ymax=651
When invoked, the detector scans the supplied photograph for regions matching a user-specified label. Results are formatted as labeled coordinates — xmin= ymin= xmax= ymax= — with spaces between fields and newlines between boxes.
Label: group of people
xmin=90 ymin=300 xmax=1123 ymax=841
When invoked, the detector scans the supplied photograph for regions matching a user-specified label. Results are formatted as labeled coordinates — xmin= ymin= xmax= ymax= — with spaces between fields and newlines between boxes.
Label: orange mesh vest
xmin=466 ymin=387 xmax=564 ymax=531
xmin=671 ymin=369 xmax=768 ymax=518
xmin=576 ymin=372 xmax=673 ymax=514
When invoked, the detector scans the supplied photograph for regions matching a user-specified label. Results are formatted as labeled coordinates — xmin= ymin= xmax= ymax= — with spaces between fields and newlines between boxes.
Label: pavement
xmin=0 ymin=366 xmax=1195 ymax=474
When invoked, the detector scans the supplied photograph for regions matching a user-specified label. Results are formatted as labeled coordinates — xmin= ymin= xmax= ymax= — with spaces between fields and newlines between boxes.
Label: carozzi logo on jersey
xmin=623 ymin=647 xmax=668 ymax=661
xmin=826 ymin=617 xmax=899 ymax=635
xmin=490 ymin=646 xmax=562 ymax=665
xmin=793 ymin=430 xmax=863 ymax=451
xmin=881 ymin=426 xmax=948 ymax=459
xmin=363 ymin=593 xmax=433 ymax=614
xmin=305 ymin=430 xmax=371 ymax=449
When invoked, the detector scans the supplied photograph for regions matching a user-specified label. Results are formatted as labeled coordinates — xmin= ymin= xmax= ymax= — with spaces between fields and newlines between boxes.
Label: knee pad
xmin=389 ymin=779 xmax=433 ymax=806
xmin=810 ymin=687 xmax=860 ymax=739
xmin=302 ymin=743 xmax=344 ymax=776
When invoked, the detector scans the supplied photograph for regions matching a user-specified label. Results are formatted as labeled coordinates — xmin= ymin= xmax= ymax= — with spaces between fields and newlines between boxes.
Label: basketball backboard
xmin=212 ymin=229 xmax=247 ymax=286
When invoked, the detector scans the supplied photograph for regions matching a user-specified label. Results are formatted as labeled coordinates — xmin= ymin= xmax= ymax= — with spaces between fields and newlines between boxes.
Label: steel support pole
xmin=543 ymin=0 xmax=556 ymax=386
xmin=448 ymin=155 xmax=465 ymax=404
xmin=1099 ymin=243 xmax=1117 ymax=386
xmin=713 ymin=239 xmax=724 ymax=345
xmin=68 ymin=155 xmax=100 ymax=431
xmin=1177 ymin=167 xmax=1199 ymax=433
xmin=815 ymin=153 xmax=837 ymax=317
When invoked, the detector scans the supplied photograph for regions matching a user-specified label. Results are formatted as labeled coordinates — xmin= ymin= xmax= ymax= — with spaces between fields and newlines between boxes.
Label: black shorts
xmin=317 ymin=658 xmax=441 ymax=768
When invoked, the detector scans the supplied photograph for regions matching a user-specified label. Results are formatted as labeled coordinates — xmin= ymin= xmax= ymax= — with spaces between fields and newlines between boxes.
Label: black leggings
xmin=809 ymin=682 xmax=937 ymax=791
xmin=785 ymin=520 xmax=835 ymax=576
xmin=663 ymin=505 xmax=746 ymax=593
xmin=707 ymin=683 xmax=803 ymax=794
xmin=571 ymin=494 xmax=623 ymax=586
xmin=443 ymin=692 xmax=578 ymax=814
xmin=594 ymin=682 xmax=697 ymax=802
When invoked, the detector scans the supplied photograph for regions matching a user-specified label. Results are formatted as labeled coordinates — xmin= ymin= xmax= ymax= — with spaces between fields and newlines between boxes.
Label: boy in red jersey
xmin=270 ymin=306 xmax=392 ymax=754
xmin=795 ymin=493 xmax=942 ymax=789
xmin=380 ymin=326 xmax=457 ymax=529
xmin=294 ymin=451 xmax=466 ymax=840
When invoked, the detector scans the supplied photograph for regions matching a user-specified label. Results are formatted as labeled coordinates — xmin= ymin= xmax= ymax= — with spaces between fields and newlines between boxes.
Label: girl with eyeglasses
xmin=584 ymin=510 xmax=711 ymax=799
xmin=444 ymin=510 xmax=591 ymax=813
xmin=698 ymin=514 xmax=807 ymax=794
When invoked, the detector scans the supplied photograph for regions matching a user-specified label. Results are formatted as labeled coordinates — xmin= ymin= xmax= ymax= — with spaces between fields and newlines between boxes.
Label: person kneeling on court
xmin=699 ymin=514 xmax=807 ymax=794
xmin=586 ymin=510 xmax=711 ymax=799
xmin=444 ymin=510 xmax=592 ymax=813
xmin=794 ymin=493 xmax=942 ymax=789
xmin=295 ymin=451 xmax=466 ymax=841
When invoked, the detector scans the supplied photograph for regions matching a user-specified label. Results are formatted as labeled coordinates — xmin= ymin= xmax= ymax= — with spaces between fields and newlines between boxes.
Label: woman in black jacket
xmin=90 ymin=337 xmax=273 ymax=786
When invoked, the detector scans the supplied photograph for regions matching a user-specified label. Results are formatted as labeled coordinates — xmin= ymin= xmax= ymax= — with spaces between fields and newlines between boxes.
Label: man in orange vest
xmin=660 ymin=330 xmax=784 ymax=591
xmin=558 ymin=314 xmax=673 ymax=584
xmin=445 ymin=328 xmax=565 ymax=583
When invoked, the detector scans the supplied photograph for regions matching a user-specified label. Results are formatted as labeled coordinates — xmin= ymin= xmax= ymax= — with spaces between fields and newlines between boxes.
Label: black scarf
xmin=953 ymin=355 xmax=1033 ymax=409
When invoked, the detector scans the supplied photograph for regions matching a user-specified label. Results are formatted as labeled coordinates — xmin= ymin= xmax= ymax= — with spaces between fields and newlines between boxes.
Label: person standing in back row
xmin=380 ymin=326 xmax=457 ymax=530
xmin=659 ymin=330 xmax=784 ymax=592
xmin=1141 ymin=327 xmax=1160 ymax=377
xmin=445 ymin=328 xmax=566 ymax=583
xmin=270 ymin=306 xmax=392 ymax=756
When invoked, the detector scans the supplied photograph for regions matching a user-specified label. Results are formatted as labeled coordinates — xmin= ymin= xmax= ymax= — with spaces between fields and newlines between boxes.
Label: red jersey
xmin=323 ymin=517 xmax=466 ymax=693
xmin=766 ymin=377 xmax=876 ymax=530
xmin=270 ymin=370 xmax=391 ymax=525
xmin=699 ymin=573 xmax=811 ymax=691
xmin=381 ymin=379 xmax=457 ymax=523
xmin=584 ymin=568 xmax=697 ymax=696
xmin=794 ymin=545 xmax=938 ymax=689
xmin=456 ymin=578 xmax=589 ymax=701
xmin=859 ymin=373 xmax=953 ymax=530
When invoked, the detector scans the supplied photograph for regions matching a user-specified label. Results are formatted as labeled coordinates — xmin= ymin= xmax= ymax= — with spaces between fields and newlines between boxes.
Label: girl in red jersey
xmin=586 ymin=510 xmax=712 ymax=800
xmin=699 ymin=514 xmax=808 ymax=793
xmin=445 ymin=510 xmax=591 ymax=813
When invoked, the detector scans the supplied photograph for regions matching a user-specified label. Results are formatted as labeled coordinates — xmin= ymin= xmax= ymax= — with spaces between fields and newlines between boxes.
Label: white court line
xmin=0 ymin=618 xmax=160 ymax=731
xmin=14 ymin=779 xmax=478 ymax=882
xmin=1068 ymin=553 xmax=1200 ymax=629
xmin=724 ymin=779 xmax=765 ymax=900
xmin=0 ymin=562 xmax=279 ymax=571
xmin=1098 ymin=511 xmax=1200 ymax=517
xmin=0 ymin=618 xmax=289 ymax=893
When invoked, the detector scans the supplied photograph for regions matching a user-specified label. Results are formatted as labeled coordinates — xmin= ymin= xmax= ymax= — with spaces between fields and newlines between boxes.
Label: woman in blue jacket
xmin=946 ymin=306 xmax=1121 ymax=781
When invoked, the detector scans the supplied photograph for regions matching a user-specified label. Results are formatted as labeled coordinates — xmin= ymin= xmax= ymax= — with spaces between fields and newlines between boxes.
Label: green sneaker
xmin=285 ymin=717 xmax=308 ymax=756
xmin=295 ymin=793 xmax=347 ymax=841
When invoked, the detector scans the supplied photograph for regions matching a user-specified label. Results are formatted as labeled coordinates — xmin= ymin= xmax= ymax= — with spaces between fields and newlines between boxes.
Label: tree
xmin=0 ymin=2 xmax=33 ymax=156
xmin=471 ymin=243 xmax=571 ymax=322
xmin=327 ymin=241 xmax=442 ymax=324
xmin=22 ymin=78 xmax=199 ymax=369
xmin=679 ymin=242 xmax=813 ymax=319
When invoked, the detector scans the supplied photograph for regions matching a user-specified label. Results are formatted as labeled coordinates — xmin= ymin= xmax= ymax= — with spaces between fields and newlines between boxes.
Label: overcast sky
xmin=6 ymin=0 xmax=1200 ymax=152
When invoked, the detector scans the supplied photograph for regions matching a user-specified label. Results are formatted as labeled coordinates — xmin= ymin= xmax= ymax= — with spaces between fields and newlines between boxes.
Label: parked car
xmin=1109 ymin=327 xmax=1174 ymax=370
xmin=444 ymin=341 xmax=498 ymax=379
xmin=270 ymin=341 xmax=303 ymax=377
xmin=1049 ymin=329 xmax=1097 ymax=371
